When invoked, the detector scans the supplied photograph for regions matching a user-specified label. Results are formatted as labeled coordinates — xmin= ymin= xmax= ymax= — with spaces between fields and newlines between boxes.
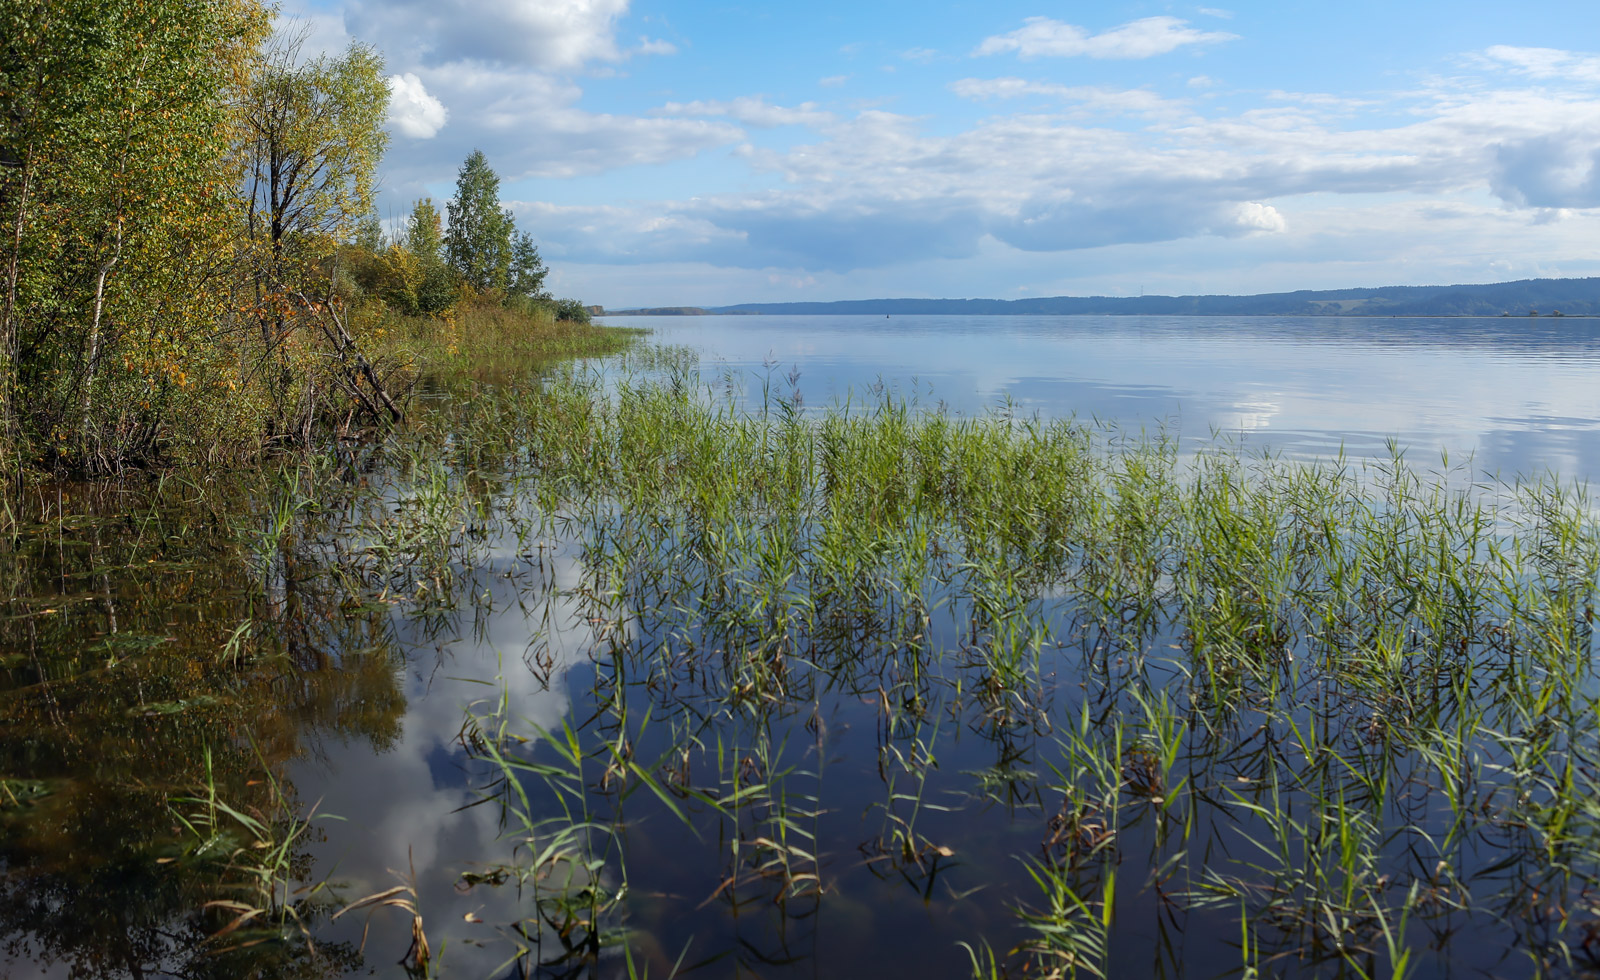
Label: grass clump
xmin=443 ymin=362 xmax=1600 ymax=977
xmin=7 ymin=353 xmax=1600 ymax=978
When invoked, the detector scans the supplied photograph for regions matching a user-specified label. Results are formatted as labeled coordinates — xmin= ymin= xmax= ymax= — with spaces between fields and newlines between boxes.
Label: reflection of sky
xmin=293 ymin=545 xmax=611 ymax=977
xmin=614 ymin=314 xmax=1600 ymax=483
xmin=150 ymin=313 xmax=1600 ymax=977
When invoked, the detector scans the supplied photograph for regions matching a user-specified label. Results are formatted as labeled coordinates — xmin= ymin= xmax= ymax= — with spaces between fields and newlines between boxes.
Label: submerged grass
xmin=442 ymin=360 xmax=1600 ymax=977
xmin=6 ymin=345 xmax=1600 ymax=978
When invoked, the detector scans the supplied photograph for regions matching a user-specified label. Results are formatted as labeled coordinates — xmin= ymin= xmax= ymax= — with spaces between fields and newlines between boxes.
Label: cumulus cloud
xmin=1491 ymin=131 xmax=1600 ymax=208
xmin=519 ymin=101 xmax=1308 ymax=270
xmin=353 ymin=4 xmax=1600 ymax=289
xmin=343 ymin=0 xmax=725 ymax=209
xmin=1230 ymin=202 xmax=1287 ymax=233
xmin=367 ymin=61 xmax=743 ymax=198
xmin=975 ymin=16 xmax=1237 ymax=60
xmin=346 ymin=0 xmax=636 ymax=70
xmin=387 ymin=73 xmax=448 ymax=138
xmin=511 ymin=68 xmax=1600 ymax=276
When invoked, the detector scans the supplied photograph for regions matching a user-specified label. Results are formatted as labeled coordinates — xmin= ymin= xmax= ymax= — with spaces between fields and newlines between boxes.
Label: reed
xmin=8 ymin=348 xmax=1600 ymax=978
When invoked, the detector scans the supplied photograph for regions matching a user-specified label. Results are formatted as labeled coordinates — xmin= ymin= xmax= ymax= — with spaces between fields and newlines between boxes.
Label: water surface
xmin=608 ymin=314 xmax=1600 ymax=482
xmin=4 ymin=315 xmax=1600 ymax=980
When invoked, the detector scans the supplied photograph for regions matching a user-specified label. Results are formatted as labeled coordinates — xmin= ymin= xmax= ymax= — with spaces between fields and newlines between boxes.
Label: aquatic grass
xmin=455 ymin=362 xmax=1600 ymax=974
xmin=168 ymin=747 xmax=343 ymax=954
xmin=14 ymin=349 xmax=1600 ymax=977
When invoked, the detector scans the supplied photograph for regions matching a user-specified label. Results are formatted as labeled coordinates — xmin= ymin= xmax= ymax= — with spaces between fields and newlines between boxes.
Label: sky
xmin=285 ymin=0 xmax=1600 ymax=308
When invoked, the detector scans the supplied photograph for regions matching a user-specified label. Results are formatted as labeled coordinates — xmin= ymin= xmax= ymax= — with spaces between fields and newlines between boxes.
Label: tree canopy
xmin=0 ymin=2 xmax=584 ymax=473
xmin=444 ymin=150 xmax=514 ymax=293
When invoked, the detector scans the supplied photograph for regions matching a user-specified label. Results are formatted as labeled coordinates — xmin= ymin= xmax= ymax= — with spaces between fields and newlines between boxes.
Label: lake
xmin=4 ymin=314 xmax=1600 ymax=980
xmin=611 ymin=313 xmax=1600 ymax=484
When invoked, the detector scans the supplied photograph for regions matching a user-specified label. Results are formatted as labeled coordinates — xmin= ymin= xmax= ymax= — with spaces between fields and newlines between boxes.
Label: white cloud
xmin=368 ymin=62 xmax=743 ymax=196
xmin=514 ymin=71 xmax=1600 ymax=276
xmin=511 ymin=201 xmax=751 ymax=264
xmin=387 ymin=73 xmax=449 ymax=138
xmin=348 ymin=5 xmax=1600 ymax=295
xmin=346 ymin=0 xmax=635 ymax=71
xmin=635 ymin=36 xmax=678 ymax=56
xmin=657 ymin=96 xmax=835 ymax=128
xmin=950 ymin=78 xmax=1189 ymax=117
xmin=1230 ymin=202 xmax=1287 ymax=233
xmin=1490 ymin=130 xmax=1600 ymax=208
xmin=343 ymin=0 xmax=720 ymax=208
xmin=975 ymin=16 xmax=1237 ymax=60
xmin=1483 ymin=45 xmax=1600 ymax=85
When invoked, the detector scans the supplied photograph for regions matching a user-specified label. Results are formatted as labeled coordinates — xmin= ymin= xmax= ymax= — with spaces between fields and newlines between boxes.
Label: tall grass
xmin=7 ymin=350 xmax=1600 ymax=977
xmin=423 ymin=360 xmax=1600 ymax=977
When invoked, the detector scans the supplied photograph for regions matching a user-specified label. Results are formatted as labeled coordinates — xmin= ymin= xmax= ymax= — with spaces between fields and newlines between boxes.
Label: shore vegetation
xmin=3 ymin=354 xmax=1600 ymax=978
xmin=0 ymin=0 xmax=608 ymax=479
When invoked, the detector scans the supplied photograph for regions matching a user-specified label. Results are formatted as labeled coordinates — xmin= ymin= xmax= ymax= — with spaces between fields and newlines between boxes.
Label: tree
xmin=508 ymin=230 xmax=547 ymax=298
xmin=444 ymin=150 xmax=514 ymax=293
xmin=241 ymin=35 xmax=390 ymax=305
xmin=405 ymin=197 xmax=443 ymax=263
xmin=402 ymin=197 xmax=456 ymax=314
xmin=0 ymin=0 xmax=269 ymax=464
xmin=352 ymin=211 xmax=383 ymax=252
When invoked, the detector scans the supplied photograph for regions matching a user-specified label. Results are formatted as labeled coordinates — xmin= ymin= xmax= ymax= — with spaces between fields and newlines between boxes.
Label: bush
xmin=553 ymin=298 xmax=592 ymax=324
xmin=416 ymin=262 xmax=460 ymax=315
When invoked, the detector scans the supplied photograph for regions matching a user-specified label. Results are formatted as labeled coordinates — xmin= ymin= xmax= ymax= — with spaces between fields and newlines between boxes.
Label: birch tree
xmin=0 ymin=0 xmax=267 ymax=466
xmin=241 ymin=36 xmax=389 ymax=310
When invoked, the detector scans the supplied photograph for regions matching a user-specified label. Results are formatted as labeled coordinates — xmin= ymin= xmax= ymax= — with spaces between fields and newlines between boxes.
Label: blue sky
xmin=289 ymin=0 xmax=1600 ymax=307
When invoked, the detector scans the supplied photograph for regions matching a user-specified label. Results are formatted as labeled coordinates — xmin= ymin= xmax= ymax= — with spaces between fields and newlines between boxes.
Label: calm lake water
xmin=606 ymin=313 xmax=1600 ymax=484
xmin=5 ymin=314 xmax=1600 ymax=980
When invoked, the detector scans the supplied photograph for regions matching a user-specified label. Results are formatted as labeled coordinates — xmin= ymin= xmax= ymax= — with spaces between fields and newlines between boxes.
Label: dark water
xmin=613 ymin=314 xmax=1600 ymax=483
xmin=4 ymin=316 xmax=1600 ymax=979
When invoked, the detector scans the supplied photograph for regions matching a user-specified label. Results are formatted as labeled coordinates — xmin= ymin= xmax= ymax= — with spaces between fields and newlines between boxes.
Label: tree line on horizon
xmin=696 ymin=277 xmax=1600 ymax=318
xmin=0 ymin=0 xmax=588 ymax=475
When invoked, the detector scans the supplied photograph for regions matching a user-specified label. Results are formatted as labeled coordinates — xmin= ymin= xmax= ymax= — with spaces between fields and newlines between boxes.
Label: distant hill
xmin=623 ymin=277 xmax=1600 ymax=317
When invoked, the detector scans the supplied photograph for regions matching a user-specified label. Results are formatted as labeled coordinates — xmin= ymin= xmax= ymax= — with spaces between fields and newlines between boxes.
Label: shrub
xmin=553 ymin=298 xmax=592 ymax=324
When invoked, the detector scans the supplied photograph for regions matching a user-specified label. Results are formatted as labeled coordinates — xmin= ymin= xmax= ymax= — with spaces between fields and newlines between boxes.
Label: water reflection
xmin=612 ymin=314 xmax=1600 ymax=482
xmin=7 ymin=316 xmax=1600 ymax=980
xmin=302 ymin=543 xmax=615 ymax=978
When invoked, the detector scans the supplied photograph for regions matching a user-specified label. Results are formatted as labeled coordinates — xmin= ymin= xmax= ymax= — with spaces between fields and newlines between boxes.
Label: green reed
xmin=431 ymin=358 xmax=1600 ymax=977
xmin=12 ymin=344 xmax=1600 ymax=978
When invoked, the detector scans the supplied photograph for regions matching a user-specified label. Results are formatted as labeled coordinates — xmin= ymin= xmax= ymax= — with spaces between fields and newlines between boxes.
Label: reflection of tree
xmin=0 ymin=864 xmax=362 ymax=980
xmin=0 ymin=477 xmax=408 ymax=978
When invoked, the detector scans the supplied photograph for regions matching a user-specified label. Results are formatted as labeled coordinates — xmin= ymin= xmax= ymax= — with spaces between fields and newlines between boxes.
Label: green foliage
xmin=241 ymin=35 xmax=390 ymax=290
xmin=444 ymin=149 xmax=514 ymax=293
xmin=509 ymin=229 xmax=548 ymax=298
xmin=0 ymin=4 xmax=590 ymax=472
xmin=351 ymin=211 xmax=384 ymax=252
xmin=415 ymin=260 xmax=460 ymax=315
xmin=553 ymin=298 xmax=592 ymax=324
xmin=404 ymin=198 xmax=457 ymax=314
xmin=405 ymin=197 xmax=444 ymax=264
xmin=0 ymin=0 xmax=270 ymax=467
